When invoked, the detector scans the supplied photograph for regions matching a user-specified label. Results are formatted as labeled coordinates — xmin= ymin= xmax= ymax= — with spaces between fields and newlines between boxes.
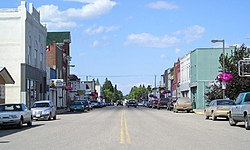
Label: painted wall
xmin=0 ymin=1 xmax=46 ymax=105
xmin=190 ymin=48 xmax=233 ymax=109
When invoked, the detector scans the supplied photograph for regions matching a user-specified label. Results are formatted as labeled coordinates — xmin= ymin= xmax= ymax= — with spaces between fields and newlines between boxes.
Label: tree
xmin=206 ymin=44 xmax=250 ymax=101
xmin=127 ymin=84 xmax=149 ymax=100
xmin=103 ymin=78 xmax=114 ymax=92
xmin=102 ymin=78 xmax=123 ymax=102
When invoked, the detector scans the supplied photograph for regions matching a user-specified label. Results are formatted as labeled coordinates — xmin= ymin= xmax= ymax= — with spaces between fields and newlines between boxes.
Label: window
xmin=28 ymin=46 xmax=31 ymax=64
xmin=235 ymin=93 xmax=244 ymax=105
xmin=40 ymin=53 xmax=43 ymax=69
xmin=244 ymin=93 xmax=250 ymax=103
xmin=34 ymin=49 xmax=38 ymax=67
xmin=0 ymin=85 xmax=5 ymax=99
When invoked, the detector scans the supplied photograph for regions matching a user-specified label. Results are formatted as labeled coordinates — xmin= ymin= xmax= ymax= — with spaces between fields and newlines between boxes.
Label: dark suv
xmin=127 ymin=100 xmax=138 ymax=108
xmin=117 ymin=100 xmax=123 ymax=106
xmin=157 ymin=98 xmax=170 ymax=109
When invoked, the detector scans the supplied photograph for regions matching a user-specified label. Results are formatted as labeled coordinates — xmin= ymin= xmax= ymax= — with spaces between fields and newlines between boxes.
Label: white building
xmin=179 ymin=53 xmax=190 ymax=98
xmin=0 ymin=1 xmax=47 ymax=108
xmin=95 ymin=79 xmax=103 ymax=102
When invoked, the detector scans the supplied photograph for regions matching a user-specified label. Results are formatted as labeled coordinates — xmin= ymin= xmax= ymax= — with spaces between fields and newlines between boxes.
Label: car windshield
xmin=0 ymin=104 xmax=22 ymax=111
xmin=129 ymin=100 xmax=136 ymax=103
xmin=72 ymin=101 xmax=82 ymax=105
xmin=217 ymin=100 xmax=235 ymax=105
xmin=33 ymin=103 xmax=50 ymax=108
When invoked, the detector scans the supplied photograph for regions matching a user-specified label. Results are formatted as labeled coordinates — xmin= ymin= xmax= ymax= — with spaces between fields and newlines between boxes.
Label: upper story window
xmin=40 ymin=53 xmax=43 ymax=69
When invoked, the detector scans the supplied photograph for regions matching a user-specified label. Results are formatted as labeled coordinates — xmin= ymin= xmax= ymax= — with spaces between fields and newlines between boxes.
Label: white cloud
xmin=92 ymin=40 xmax=99 ymax=47
xmin=79 ymin=52 xmax=86 ymax=57
xmin=160 ymin=54 xmax=166 ymax=59
xmin=125 ymin=25 xmax=205 ymax=48
xmin=85 ymin=25 xmax=120 ymax=35
xmin=175 ymin=48 xmax=181 ymax=53
xmin=175 ymin=25 xmax=206 ymax=43
xmin=146 ymin=1 xmax=179 ymax=10
xmin=125 ymin=33 xmax=179 ymax=48
xmin=38 ymin=0 xmax=117 ymax=30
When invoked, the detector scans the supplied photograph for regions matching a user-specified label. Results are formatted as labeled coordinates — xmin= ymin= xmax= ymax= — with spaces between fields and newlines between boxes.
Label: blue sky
xmin=1 ymin=0 xmax=250 ymax=95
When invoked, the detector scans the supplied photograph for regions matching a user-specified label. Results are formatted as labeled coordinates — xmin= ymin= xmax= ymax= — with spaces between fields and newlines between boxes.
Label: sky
xmin=1 ymin=0 xmax=250 ymax=95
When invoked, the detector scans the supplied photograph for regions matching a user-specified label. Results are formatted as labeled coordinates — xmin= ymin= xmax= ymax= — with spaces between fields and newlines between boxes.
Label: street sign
xmin=50 ymin=79 xmax=64 ymax=88
xmin=238 ymin=58 xmax=250 ymax=77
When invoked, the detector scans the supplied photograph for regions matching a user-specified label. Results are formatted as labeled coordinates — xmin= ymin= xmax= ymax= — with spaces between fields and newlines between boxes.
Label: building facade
xmin=190 ymin=48 xmax=233 ymax=109
xmin=46 ymin=32 xmax=71 ymax=108
xmin=0 ymin=1 xmax=47 ymax=108
xmin=179 ymin=53 xmax=190 ymax=98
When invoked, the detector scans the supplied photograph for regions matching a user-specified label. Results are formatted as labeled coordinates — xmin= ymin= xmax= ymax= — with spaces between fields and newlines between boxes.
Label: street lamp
xmin=211 ymin=39 xmax=225 ymax=99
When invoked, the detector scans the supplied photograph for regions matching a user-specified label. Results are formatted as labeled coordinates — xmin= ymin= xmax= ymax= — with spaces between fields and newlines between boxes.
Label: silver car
xmin=0 ymin=103 xmax=32 ymax=128
xmin=31 ymin=100 xmax=57 ymax=120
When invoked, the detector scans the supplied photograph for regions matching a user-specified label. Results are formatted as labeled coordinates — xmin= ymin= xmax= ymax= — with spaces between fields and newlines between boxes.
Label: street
xmin=0 ymin=106 xmax=249 ymax=150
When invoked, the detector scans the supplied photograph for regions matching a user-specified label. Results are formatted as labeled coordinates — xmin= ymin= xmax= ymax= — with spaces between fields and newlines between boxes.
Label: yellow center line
xmin=120 ymin=110 xmax=124 ymax=144
xmin=120 ymin=109 xmax=132 ymax=145
xmin=124 ymin=110 xmax=131 ymax=144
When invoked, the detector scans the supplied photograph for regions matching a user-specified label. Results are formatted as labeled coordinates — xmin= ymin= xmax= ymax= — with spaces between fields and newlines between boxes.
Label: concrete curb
xmin=57 ymin=108 xmax=68 ymax=114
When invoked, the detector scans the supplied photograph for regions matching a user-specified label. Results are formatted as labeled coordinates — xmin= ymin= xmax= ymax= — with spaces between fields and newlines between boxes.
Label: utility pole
xmin=154 ymin=75 xmax=156 ymax=95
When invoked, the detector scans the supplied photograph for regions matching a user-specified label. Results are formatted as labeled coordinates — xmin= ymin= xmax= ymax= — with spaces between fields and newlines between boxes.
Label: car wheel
xmin=228 ymin=113 xmax=237 ymax=126
xmin=17 ymin=118 xmax=23 ymax=129
xmin=53 ymin=115 xmax=57 ymax=120
xmin=244 ymin=116 xmax=250 ymax=130
xmin=211 ymin=112 xmax=216 ymax=121
xmin=205 ymin=114 xmax=209 ymax=119
xmin=27 ymin=118 xmax=32 ymax=127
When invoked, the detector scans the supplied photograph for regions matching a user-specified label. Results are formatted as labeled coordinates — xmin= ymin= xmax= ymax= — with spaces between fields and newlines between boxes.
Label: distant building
xmin=179 ymin=53 xmax=190 ymax=98
xmin=0 ymin=1 xmax=47 ymax=107
xmin=46 ymin=31 xmax=71 ymax=108
xmin=95 ymin=79 xmax=103 ymax=101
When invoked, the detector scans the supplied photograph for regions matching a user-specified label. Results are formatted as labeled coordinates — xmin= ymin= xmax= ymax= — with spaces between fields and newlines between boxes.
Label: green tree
xmin=127 ymin=84 xmax=149 ymax=100
xmin=102 ymin=78 xmax=123 ymax=102
xmin=206 ymin=44 xmax=250 ymax=101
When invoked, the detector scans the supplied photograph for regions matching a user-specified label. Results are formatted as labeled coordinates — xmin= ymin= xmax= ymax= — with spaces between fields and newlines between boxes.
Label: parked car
xmin=31 ymin=100 xmax=57 ymax=120
xmin=229 ymin=92 xmax=250 ymax=130
xmin=81 ymin=100 xmax=92 ymax=111
xmin=0 ymin=103 xmax=32 ymax=128
xmin=117 ymin=100 xmax=123 ymax=106
xmin=147 ymin=100 xmax=153 ymax=108
xmin=205 ymin=99 xmax=235 ymax=120
xmin=152 ymin=99 xmax=159 ymax=109
xmin=157 ymin=98 xmax=170 ymax=109
xmin=127 ymin=100 xmax=138 ymax=108
xmin=90 ymin=100 xmax=100 ymax=108
xmin=166 ymin=97 xmax=177 ymax=111
xmin=70 ymin=101 xmax=86 ymax=112
xmin=173 ymin=97 xmax=193 ymax=113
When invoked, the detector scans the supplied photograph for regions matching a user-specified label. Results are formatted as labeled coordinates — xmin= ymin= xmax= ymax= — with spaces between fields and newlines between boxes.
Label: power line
xmin=76 ymin=74 xmax=162 ymax=78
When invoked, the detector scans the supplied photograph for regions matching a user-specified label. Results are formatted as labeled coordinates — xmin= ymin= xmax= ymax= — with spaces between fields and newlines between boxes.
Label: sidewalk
xmin=193 ymin=109 xmax=204 ymax=115
xmin=57 ymin=108 xmax=68 ymax=114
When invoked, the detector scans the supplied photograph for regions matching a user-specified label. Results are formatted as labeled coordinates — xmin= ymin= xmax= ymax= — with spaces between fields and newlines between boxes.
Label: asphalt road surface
xmin=0 ymin=106 xmax=249 ymax=150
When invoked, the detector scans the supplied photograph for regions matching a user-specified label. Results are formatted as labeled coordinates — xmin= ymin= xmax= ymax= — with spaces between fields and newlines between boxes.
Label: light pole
xmin=211 ymin=39 xmax=225 ymax=99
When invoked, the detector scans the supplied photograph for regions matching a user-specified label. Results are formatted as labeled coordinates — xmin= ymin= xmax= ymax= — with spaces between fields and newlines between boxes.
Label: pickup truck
xmin=228 ymin=92 xmax=250 ymax=130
